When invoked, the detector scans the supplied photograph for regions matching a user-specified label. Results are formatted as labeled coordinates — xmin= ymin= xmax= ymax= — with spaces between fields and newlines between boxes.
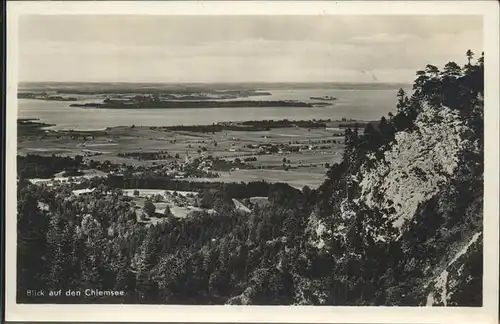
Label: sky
xmin=19 ymin=15 xmax=483 ymax=83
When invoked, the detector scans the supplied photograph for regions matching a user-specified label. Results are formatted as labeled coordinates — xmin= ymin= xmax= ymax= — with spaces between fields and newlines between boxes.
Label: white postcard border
xmin=5 ymin=1 xmax=499 ymax=323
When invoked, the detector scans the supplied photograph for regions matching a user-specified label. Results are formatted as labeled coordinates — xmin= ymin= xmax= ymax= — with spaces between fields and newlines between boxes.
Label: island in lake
xmin=19 ymin=87 xmax=337 ymax=109
xmin=18 ymin=92 xmax=78 ymax=101
xmin=70 ymin=98 xmax=331 ymax=109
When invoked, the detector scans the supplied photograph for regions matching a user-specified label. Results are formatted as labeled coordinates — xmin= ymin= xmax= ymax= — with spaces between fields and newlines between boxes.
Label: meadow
xmin=18 ymin=122 xmax=347 ymax=187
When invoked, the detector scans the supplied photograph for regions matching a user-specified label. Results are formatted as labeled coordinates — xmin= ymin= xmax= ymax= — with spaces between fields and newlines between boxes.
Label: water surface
xmin=18 ymin=87 xmax=405 ymax=130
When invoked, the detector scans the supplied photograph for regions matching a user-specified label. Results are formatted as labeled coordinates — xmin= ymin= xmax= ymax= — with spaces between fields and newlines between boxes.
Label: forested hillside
xmin=17 ymin=51 xmax=484 ymax=305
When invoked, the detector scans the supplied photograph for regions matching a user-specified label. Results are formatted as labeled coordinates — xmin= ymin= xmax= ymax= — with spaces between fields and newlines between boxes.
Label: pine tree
xmin=466 ymin=49 xmax=474 ymax=65
xmin=425 ymin=64 xmax=440 ymax=78
xmin=442 ymin=61 xmax=462 ymax=79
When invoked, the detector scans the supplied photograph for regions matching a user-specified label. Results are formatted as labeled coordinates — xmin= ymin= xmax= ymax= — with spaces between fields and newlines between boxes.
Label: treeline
xmin=352 ymin=51 xmax=484 ymax=162
xmin=166 ymin=124 xmax=264 ymax=133
xmin=17 ymin=154 xmax=84 ymax=179
xmin=240 ymin=119 xmax=327 ymax=128
xmin=101 ymin=175 xmax=299 ymax=200
xmin=118 ymin=150 xmax=171 ymax=161
xmin=161 ymin=119 xmax=328 ymax=133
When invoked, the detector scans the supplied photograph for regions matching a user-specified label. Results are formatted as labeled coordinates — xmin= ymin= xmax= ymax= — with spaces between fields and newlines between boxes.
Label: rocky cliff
xmin=303 ymin=58 xmax=484 ymax=306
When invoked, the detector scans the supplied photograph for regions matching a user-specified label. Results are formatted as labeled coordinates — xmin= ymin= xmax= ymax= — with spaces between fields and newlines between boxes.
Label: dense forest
xmin=18 ymin=154 xmax=85 ymax=179
xmin=17 ymin=51 xmax=484 ymax=305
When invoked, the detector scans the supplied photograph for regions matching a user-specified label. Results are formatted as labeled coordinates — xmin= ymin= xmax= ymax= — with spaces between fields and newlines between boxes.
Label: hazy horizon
xmin=19 ymin=15 xmax=483 ymax=83
xmin=19 ymin=80 xmax=412 ymax=85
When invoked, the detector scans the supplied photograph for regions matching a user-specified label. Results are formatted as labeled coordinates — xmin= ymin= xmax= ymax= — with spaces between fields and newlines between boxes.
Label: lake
xmin=17 ymin=87 xmax=407 ymax=131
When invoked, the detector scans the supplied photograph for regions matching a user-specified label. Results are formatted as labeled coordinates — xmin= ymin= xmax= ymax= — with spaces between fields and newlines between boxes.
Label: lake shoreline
xmin=17 ymin=87 xmax=402 ymax=131
xmin=18 ymin=117 xmax=372 ymax=136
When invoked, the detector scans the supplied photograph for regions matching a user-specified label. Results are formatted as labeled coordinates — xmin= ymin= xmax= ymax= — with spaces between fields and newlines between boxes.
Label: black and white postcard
xmin=4 ymin=1 xmax=499 ymax=323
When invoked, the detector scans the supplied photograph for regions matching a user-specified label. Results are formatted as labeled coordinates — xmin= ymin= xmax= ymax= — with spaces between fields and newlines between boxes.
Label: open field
xmin=120 ymin=188 xmax=214 ymax=225
xmin=18 ymin=122 xmax=348 ymax=187
xmin=122 ymin=189 xmax=199 ymax=198
xmin=29 ymin=169 xmax=108 ymax=185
